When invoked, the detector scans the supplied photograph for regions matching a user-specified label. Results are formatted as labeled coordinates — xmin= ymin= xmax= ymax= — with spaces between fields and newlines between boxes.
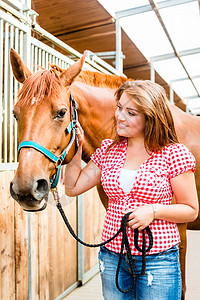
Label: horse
xmin=9 ymin=48 xmax=200 ymax=299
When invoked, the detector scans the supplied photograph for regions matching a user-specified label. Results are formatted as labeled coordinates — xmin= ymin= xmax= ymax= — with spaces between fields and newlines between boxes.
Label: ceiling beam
xmin=148 ymin=0 xmax=199 ymax=97
xmin=115 ymin=0 xmax=196 ymax=19
xmin=54 ymin=18 xmax=114 ymax=38
xmin=150 ymin=47 xmax=200 ymax=62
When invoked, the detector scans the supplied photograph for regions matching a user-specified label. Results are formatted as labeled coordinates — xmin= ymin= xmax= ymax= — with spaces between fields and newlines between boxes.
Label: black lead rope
xmin=56 ymin=202 xmax=153 ymax=293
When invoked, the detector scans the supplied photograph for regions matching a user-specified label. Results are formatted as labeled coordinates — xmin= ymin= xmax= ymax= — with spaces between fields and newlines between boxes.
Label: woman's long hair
xmin=107 ymin=80 xmax=179 ymax=153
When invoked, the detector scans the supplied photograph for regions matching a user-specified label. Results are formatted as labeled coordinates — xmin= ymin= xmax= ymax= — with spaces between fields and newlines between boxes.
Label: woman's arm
xmin=64 ymin=123 xmax=101 ymax=197
xmin=126 ymin=171 xmax=199 ymax=230
xmin=155 ymin=170 xmax=199 ymax=222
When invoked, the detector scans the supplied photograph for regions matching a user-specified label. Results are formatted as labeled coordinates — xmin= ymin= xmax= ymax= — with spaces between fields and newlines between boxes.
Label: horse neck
xmin=70 ymin=81 xmax=116 ymax=162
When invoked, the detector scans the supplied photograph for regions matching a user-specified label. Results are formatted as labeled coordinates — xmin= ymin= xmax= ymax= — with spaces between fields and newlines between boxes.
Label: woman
xmin=65 ymin=80 xmax=198 ymax=299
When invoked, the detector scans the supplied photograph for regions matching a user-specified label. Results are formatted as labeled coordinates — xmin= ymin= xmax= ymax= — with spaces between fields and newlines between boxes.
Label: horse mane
xmin=76 ymin=70 xmax=130 ymax=89
xmin=16 ymin=65 xmax=131 ymax=106
xmin=17 ymin=68 xmax=63 ymax=105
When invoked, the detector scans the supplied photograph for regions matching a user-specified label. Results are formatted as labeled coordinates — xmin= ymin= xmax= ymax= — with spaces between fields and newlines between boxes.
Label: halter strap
xmin=18 ymin=141 xmax=59 ymax=164
xmin=18 ymin=93 xmax=78 ymax=189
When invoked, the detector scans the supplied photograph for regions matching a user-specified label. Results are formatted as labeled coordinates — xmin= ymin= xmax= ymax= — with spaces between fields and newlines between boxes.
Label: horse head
xmin=10 ymin=48 xmax=86 ymax=211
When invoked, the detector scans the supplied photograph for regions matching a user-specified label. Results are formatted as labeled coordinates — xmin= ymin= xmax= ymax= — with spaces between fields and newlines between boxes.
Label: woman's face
xmin=115 ymin=92 xmax=146 ymax=139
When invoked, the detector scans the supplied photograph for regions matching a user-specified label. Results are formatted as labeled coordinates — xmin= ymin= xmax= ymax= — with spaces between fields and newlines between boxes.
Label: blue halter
xmin=18 ymin=94 xmax=78 ymax=189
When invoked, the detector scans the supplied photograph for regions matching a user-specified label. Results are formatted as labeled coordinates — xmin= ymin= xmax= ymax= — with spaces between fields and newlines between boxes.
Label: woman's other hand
xmin=124 ymin=204 xmax=154 ymax=231
xmin=76 ymin=122 xmax=84 ymax=147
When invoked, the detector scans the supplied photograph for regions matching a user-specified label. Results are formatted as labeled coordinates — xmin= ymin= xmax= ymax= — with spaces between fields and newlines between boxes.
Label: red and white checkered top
xmin=90 ymin=138 xmax=196 ymax=255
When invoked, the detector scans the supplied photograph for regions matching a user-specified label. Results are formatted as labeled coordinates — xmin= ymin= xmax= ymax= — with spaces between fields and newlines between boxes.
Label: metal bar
xmin=32 ymin=23 xmax=82 ymax=58
xmin=54 ymin=282 xmax=80 ymax=300
xmin=23 ymin=20 xmax=31 ymax=67
xmin=77 ymin=192 xmax=85 ymax=283
xmin=186 ymin=98 xmax=189 ymax=114
xmin=115 ymin=0 xmax=196 ymax=18
xmin=14 ymin=27 xmax=19 ymax=162
xmin=150 ymin=53 xmax=175 ymax=62
xmin=151 ymin=47 xmax=200 ymax=62
xmin=157 ymin=0 xmax=196 ymax=9
xmin=171 ymin=75 xmax=200 ymax=83
xmin=31 ymin=24 xmax=119 ymax=75
xmin=149 ymin=0 xmax=200 ymax=97
xmin=34 ymin=46 xmax=37 ymax=72
xmin=95 ymin=51 xmax=116 ymax=56
xmin=115 ymin=18 xmax=123 ymax=74
xmin=31 ymin=43 xmax=34 ymax=71
xmin=45 ymin=51 xmax=48 ymax=69
xmin=170 ymin=85 xmax=174 ymax=104
xmin=19 ymin=29 xmax=23 ymax=57
xmin=26 ymin=0 xmax=32 ymax=10
xmin=116 ymin=5 xmax=152 ymax=18
xmin=87 ymin=50 xmax=123 ymax=75
xmin=0 ymin=2 xmax=30 ymax=25
xmin=38 ymin=47 xmax=41 ymax=68
xmin=82 ymin=265 xmax=99 ymax=285
xmin=55 ymin=56 xmax=58 ymax=67
xmin=41 ymin=49 xmax=45 ymax=68
xmin=4 ymin=21 xmax=9 ymax=163
xmin=52 ymin=54 xmax=55 ymax=65
xmin=184 ymin=95 xmax=199 ymax=100
xmin=31 ymin=37 xmax=74 ymax=65
xmin=179 ymin=47 xmax=200 ymax=57
xmin=0 ymin=18 xmax=3 ymax=162
xmin=2 ymin=0 xmax=23 ymax=11
xmin=28 ymin=213 xmax=32 ymax=300
xmin=150 ymin=62 xmax=155 ymax=82
xmin=57 ymin=58 xmax=60 ymax=68
xmin=9 ymin=24 xmax=14 ymax=162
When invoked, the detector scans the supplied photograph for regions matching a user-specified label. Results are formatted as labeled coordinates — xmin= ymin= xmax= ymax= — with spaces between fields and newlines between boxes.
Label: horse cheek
xmin=62 ymin=143 xmax=76 ymax=164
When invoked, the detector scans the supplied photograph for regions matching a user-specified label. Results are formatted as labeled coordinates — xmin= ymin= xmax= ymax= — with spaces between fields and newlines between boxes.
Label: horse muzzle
xmin=10 ymin=178 xmax=49 ymax=211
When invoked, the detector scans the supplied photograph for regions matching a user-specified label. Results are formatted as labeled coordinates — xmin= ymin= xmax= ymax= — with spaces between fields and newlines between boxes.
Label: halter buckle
xmin=55 ymin=157 xmax=62 ymax=168
xmin=51 ymin=187 xmax=60 ymax=203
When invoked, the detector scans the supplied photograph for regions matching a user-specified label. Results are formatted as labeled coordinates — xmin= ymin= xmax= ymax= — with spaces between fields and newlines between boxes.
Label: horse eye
xmin=56 ymin=108 xmax=67 ymax=119
xmin=13 ymin=111 xmax=18 ymax=121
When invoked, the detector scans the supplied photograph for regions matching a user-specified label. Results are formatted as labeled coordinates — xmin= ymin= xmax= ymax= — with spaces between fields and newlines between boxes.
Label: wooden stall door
xmin=84 ymin=188 xmax=106 ymax=274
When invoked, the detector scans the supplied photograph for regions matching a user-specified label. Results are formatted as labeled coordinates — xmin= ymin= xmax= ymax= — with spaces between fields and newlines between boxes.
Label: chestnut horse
xmin=10 ymin=48 xmax=200 ymax=299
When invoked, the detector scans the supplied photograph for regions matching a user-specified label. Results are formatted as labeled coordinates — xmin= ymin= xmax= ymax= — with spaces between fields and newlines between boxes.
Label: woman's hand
xmin=75 ymin=122 xmax=84 ymax=147
xmin=124 ymin=204 xmax=154 ymax=231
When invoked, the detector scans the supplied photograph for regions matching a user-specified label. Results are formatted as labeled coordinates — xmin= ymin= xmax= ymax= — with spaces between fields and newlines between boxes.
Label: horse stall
xmin=0 ymin=2 xmax=121 ymax=299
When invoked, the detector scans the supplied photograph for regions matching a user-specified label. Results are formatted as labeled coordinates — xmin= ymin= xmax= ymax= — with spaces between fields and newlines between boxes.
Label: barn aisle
xmin=64 ymin=230 xmax=200 ymax=300
xmin=186 ymin=230 xmax=200 ymax=300
xmin=64 ymin=272 xmax=103 ymax=300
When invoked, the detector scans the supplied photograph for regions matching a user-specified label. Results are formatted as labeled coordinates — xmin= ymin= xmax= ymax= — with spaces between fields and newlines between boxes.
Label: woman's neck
xmin=127 ymin=136 xmax=145 ymax=149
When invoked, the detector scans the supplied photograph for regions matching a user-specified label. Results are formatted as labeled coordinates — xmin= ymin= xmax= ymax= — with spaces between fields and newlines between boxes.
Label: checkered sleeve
xmin=168 ymin=143 xmax=196 ymax=179
xmin=90 ymin=139 xmax=113 ymax=170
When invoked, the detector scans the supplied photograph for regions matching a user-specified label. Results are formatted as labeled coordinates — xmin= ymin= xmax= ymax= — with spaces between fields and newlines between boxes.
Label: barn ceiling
xmin=31 ymin=0 xmax=200 ymax=112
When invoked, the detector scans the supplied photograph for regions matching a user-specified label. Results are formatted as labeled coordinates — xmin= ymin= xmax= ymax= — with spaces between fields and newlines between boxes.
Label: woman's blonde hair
xmin=108 ymin=80 xmax=178 ymax=153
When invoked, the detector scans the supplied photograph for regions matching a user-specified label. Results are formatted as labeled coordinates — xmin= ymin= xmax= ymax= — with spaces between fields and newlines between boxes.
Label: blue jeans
xmin=98 ymin=245 xmax=181 ymax=300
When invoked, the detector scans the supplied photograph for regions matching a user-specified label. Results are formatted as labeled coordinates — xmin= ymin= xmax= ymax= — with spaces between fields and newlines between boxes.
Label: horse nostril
xmin=10 ymin=182 xmax=18 ymax=200
xmin=36 ymin=179 xmax=49 ymax=195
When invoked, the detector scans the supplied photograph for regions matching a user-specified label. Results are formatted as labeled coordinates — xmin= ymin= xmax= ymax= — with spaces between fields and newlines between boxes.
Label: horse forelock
xmin=17 ymin=68 xmax=63 ymax=106
xmin=76 ymin=70 xmax=129 ymax=89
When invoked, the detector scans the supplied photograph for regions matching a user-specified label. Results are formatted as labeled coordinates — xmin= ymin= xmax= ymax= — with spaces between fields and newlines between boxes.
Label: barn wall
xmin=0 ymin=171 xmax=105 ymax=299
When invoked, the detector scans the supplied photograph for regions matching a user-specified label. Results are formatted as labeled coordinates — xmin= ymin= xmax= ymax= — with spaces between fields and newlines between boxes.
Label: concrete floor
xmin=65 ymin=230 xmax=200 ymax=300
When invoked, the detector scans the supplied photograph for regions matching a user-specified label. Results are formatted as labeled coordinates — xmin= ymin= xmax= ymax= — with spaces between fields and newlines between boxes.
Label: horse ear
xmin=10 ymin=48 xmax=32 ymax=83
xmin=60 ymin=51 xmax=87 ymax=86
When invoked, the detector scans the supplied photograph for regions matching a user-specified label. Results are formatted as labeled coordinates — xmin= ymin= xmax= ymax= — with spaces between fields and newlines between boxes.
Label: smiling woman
xmin=64 ymin=79 xmax=198 ymax=300
xmin=115 ymin=92 xmax=146 ymax=140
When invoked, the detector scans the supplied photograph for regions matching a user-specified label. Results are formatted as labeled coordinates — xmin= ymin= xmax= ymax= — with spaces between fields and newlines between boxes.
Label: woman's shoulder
xmin=101 ymin=138 xmax=126 ymax=151
xmin=163 ymin=143 xmax=196 ymax=176
xmin=164 ymin=143 xmax=196 ymax=165
xmin=164 ymin=143 xmax=192 ymax=155
xmin=100 ymin=139 xmax=114 ymax=147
